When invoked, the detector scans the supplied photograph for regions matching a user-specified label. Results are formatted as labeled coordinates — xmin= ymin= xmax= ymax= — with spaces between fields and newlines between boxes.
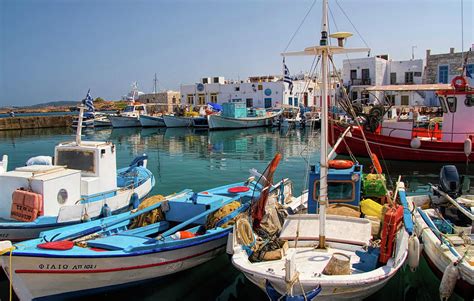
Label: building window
xmin=390 ymin=72 xmax=397 ymax=84
xmin=405 ymin=72 xmax=414 ymax=84
xmin=350 ymin=69 xmax=357 ymax=80
xmin=414 ymin=72 xmax=422 ymax=77
xmin=294 ymin=97 xmax=298 ymax=107
xmin=351 ymin=91 xmax=358 ymax=100
xmin=258 ymin=84 xmax=263 ymax=90
xmin=386 ymin=95 xmax=395 ymax=105
xmin=246 ymin=98 xmax=253 ymax=108
xmin=235 ymin=87 xmax=240 ymax=92
xmin=198 ymin=94 xmax=205 ymax=105
xmin=438 ymin=65 xmax=449 ymax=83
xmin=289 ymin=97 xmax=293 ymax=106
xmin=172 ymin=97 xmax=177 ymax=104
xmin=210 ymin=93 xmax=217 ymax=103
xmin=186 ymin=94 xmax=194 ymax=105
xmin=401 ymin=95 xmax=409 ymax=106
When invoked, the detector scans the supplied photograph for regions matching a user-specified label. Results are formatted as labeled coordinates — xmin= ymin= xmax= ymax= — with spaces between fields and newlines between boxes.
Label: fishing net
xmin=129 ymin=195 xmax=166 ymax=229
xmin=205 ymin=201 xmax=243 ymax=229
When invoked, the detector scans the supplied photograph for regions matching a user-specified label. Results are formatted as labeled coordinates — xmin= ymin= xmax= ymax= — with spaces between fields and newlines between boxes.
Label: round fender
xmin=410 ymin=137 xmax=421 ymax=149
xmin=328 ymin=160 xmax=354 ymax=169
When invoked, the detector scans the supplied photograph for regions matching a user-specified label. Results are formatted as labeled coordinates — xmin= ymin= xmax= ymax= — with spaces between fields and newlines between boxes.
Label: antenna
xmin=411 ymin=45 xmax=417 ymax=60
xmin=153 ymin=73 xmax=158 ymax=94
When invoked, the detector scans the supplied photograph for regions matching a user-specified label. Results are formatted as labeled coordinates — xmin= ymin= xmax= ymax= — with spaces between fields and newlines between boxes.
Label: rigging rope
xmin=282 ymin=0 xmax=319 ymax=53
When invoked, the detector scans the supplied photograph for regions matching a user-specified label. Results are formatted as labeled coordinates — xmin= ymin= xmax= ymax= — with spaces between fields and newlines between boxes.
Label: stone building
xmin=138 ymin=91 xmax=180 ymax=113
xmin=423 ymin=47 xmax=473 ymax=105
xmin=424 ymin=47 xmax=474 ymax=84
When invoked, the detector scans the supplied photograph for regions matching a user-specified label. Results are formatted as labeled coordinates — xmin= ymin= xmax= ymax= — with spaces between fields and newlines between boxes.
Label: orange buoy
xmin=371 ymin=153 xmax=383 ymax=174
xmin=328 ymin=160 xmax=354 ymax=169
xmin=171 ymin=231 xmax=196 ymax=240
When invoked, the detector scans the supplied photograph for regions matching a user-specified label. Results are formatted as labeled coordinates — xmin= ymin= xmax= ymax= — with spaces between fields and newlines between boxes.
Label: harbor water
xmin=0 ymin=127 xmax=470 ymax=300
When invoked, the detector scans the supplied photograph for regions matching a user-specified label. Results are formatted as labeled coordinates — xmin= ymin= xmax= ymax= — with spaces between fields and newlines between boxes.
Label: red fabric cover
xmin=37 ymin=241 xmax=74 ymax=250
xmin=228 ymin=186 xmax=250 ymax=193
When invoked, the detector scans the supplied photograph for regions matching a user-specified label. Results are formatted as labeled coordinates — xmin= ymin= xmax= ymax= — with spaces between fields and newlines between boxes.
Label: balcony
xmin=350 ymin=78 xmax=372 ymax=85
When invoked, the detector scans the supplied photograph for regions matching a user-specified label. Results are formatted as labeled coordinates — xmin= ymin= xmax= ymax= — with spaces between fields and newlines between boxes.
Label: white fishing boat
xmin=139 ymin=114 xmax=165 ymax=127
xmin=229 ymin=2 xmax=410 ymax=299
xmin=0 ymin=106 xmax=155 ymax=241
xmin=109 ymin=103 xmax=147 ymax=128
xmin=208 ymin=103 xmax=282 ymax=130
xmin=163 ymin=114 xmax=193 ymax=127
xmin=406 ymin=165 xmax=473 ymax=300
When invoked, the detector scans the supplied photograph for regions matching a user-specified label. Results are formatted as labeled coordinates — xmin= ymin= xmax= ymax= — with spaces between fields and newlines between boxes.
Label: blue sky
xmin=0 ymin=0 xmax=472 ymax=106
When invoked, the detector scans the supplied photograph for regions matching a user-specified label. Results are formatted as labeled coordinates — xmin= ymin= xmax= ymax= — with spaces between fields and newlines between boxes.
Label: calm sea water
xmin=0 ymin=126 xmax=469 ymax=300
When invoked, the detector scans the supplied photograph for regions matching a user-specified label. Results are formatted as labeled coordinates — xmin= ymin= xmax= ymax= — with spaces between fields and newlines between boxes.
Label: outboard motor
xmin=439 ymin=165 xmax=460 ymax=198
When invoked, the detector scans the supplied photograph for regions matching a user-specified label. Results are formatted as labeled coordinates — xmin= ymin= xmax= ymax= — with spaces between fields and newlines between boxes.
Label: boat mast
xmin=153 ymin=73 xmax=158 ymax=94
xmin=317 ymin=0 xmax=329 ymax=249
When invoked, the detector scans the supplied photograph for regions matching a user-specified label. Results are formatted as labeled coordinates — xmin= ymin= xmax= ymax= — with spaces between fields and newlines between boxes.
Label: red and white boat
xmin=330 ymin=76 xmax=474 ymax=162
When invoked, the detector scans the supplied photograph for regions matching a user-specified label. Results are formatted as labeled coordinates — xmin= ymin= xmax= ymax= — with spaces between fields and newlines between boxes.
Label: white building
xmin=180 ymin=75 xmax=321 ymax=109
xmin=342 ymin=55 xmax=425 ymax=106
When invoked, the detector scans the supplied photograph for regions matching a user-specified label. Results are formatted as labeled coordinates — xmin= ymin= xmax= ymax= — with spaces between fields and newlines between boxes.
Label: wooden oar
xmin=51 ymin=189 xmax=192 ymax=242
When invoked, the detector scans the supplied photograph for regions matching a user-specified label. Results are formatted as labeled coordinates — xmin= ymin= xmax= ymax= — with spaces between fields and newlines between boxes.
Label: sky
xmin=0 ymin=0 xmax=472 ymax=106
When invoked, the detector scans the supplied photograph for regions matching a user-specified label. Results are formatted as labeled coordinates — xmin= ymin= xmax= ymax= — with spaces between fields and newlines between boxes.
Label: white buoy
xmin=410 ymin=137 xmax=421 ymax=149
xmin=408 ymin=235 xmax=420 ymax=272
xmin=439 ymin=262 xmax=459 ymax=301
xmin=464 ymin=138 xmax=472 ymax=157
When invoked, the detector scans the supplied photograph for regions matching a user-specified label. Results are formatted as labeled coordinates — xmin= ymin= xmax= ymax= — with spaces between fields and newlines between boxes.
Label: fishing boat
xmin=406 ymin=165 xmax=473 ymax=300
xmin=208 ymin=102 xmax=282 ymax=130
xmin=109 ymin=102 xmax=148 ymax=128
xmin=0 ymin=106 xmax=155 ymax=241
xmin=139 ymin=114 xmax=165 ymax=127
xmin=329 ymin=75 xmax=474 ymax=162
xmin=229 ymin=2 xmax=411 ymax=299
xmin=162 ymin=113 xmax=196 ymax=128
xmin=0 ymin=157 xmax=300 ymax=300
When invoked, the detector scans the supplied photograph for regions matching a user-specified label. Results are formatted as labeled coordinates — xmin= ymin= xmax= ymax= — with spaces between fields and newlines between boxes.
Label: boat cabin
xmin=307 ymin=163 xmax=363 ymax=213
xmin=0 ymin=140 xmax=118 ymax=220
xmin=122 ymin=103 xmax=147 ymax=117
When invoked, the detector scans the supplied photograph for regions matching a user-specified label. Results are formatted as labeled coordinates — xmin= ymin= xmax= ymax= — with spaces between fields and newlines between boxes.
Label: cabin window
xmin=465 ymin=94 xmax=474 ymax=107
xmin=124 ymin=106 xmax=134 ymax=112
xmin=56 ymin=149 xmax=95 ymax=173
xmin=136 ymin=106 xmax=145 ymax=112
xmin=313 ymin=180 xmax=355 ymax=202
xmin=446 ymin=97 xmax=457 ymax=113
xmin=438 ymin=96 xmax=448 ymax=113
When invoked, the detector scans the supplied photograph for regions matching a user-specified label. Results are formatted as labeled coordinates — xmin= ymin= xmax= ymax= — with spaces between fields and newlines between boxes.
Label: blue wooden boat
xmin=0 ymin=177 xmax=294 ymax=300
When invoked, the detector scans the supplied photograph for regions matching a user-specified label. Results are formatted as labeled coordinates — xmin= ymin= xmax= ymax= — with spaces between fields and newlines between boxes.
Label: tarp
xmin=207 ymin=103 xmax=222 ymax=112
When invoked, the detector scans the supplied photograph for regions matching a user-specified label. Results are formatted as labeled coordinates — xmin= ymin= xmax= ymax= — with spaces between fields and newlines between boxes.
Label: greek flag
xmin=283 ymin=58 xmax=294 ymax=93
xmin=82 ymin=89 xmax=94 ymax=112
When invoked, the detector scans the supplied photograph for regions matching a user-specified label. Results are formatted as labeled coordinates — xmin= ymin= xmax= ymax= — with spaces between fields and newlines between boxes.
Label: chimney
xmin=450 ymin=47 xmax=455 ymax=54
xmin=426 ymin=49 xmax=431 ymax=57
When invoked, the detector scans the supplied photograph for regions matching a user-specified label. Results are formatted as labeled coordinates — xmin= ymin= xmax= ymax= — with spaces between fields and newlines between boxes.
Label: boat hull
xmin=163 ymin=115 xmax=192 ymax=128
xmin=412 ymin=206 xmax=474 ymax=299
xmin=208 ymin=114 xmax=277 ymax=130
xmin=139 ymin=115 xmax=165 ymax=127
xmin=329 ymin=122 xmax=474 ymax=162
xmin=109 ymin=116 xmax=141 ymax=128
xmin=1 ymin=232 xmax=228 ymax=300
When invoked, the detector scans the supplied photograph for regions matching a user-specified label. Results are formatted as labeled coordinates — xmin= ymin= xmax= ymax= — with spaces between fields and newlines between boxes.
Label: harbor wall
xmin=0 ymin=116 xmax=73 ymax=131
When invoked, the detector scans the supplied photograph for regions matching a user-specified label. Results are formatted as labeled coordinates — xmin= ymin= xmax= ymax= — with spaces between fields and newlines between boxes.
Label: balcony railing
xmin=350 ymin=78 xmax=371 ymax=85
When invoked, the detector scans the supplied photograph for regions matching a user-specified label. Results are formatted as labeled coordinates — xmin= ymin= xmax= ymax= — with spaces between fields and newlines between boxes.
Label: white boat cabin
xmin=121 ymin=103 xmax=148 ymax=118
xmin=0 ymin=140 xmax=118 ymax=220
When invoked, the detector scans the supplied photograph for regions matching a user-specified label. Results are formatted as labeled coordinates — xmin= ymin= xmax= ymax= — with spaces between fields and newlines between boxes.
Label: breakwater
xmin=0 ymin=115 xmax=73 ymax=130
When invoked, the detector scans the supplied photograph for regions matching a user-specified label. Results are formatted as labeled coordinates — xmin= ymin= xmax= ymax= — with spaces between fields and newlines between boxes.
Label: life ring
xmin=452 ymin=76 xmax=467 ymax=90
xmin=371 ymin=153 xmax=383 ymax=174
xmin=328 ymin=160 xmax=354 ymax=169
